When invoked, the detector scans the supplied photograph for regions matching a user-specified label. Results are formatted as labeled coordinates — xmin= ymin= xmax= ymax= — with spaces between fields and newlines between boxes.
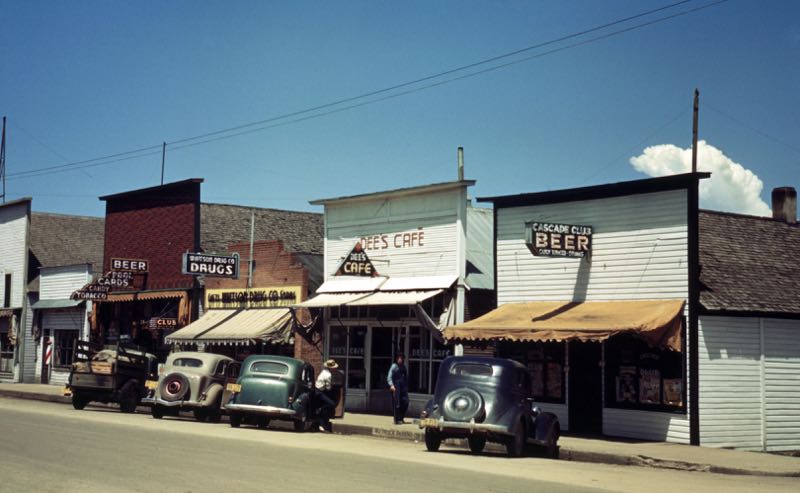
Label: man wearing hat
xmin=314 ymin=359 xmax=339 ymax=432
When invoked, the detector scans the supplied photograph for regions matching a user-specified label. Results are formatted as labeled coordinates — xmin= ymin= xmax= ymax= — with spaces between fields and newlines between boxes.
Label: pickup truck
xmin=65 ymin=340 xmax=158 ymax=413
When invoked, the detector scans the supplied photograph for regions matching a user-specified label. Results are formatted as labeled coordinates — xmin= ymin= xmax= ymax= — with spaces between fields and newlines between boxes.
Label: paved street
xmin=0 ymin=397 xmax=795 ymax=493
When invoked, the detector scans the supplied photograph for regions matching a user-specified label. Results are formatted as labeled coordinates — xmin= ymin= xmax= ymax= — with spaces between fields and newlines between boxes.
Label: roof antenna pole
xmin=160 ymin=142 xmax=166 ymax=185
xmin=457 ymin=146 xmax=464 ymax=181
xmin=1 ymin=116 xmax=6 ymax=203
xmin=691 ymin=89 xmax=699 ymax=174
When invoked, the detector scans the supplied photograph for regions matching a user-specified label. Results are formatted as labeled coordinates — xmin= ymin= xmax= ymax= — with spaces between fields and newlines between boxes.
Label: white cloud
xmin=630 ymin=140 xmax=771 ymax=216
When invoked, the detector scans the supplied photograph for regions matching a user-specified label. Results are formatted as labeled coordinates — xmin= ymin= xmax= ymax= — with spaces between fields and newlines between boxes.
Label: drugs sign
xmin=182 ymin=252 xmax=240 ymax=279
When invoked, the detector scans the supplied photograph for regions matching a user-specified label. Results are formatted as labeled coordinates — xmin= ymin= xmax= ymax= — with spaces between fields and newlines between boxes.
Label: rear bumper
xmin=416 ymin=417 xmax=510 ymax=435
xmin=224 ymin=403 xmax=296 ymax=416
xmin=142 ymin=397 xmax=206 ymax=408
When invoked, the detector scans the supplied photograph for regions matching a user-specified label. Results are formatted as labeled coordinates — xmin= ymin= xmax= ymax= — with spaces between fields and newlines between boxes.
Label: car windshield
xmin=251 ymin=361 xmax=290 ymax=375
xmin=173 ymin=358 xmax=204 ymax=368
xmin=451 ymin=363 xmax=493 ymax=377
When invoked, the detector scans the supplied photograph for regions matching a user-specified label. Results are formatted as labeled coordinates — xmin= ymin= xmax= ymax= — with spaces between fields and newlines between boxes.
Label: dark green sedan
xmin=224 ymin=355 xmax=317 ymax=431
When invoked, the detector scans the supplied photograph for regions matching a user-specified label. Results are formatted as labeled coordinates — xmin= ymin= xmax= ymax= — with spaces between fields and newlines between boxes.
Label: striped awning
xmin=104 ymin=290 xmax=188 ymax=302
xmin=166 ymin=308 xmax=292 ymax=346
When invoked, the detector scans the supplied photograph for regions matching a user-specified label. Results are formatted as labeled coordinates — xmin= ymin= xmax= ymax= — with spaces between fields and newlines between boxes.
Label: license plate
xmin=62 ymin=386 xmax=72 ymax=397
xmin=145 ymin=380 xmax=158 ymax=390
xmin=226 ymin=383 xmax=241 ymax=393
xmin=419 ymin=418 xmax=439 ymax=428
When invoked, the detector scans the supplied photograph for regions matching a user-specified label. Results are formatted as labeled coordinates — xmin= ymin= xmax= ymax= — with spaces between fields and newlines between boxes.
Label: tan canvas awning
xmin=167 ymin=308 xmax=292 ymax=346
xmin=104 ymin=290 xmax=188 ymax=302
xmin=444 ymin=299 xmax=685 ymax=351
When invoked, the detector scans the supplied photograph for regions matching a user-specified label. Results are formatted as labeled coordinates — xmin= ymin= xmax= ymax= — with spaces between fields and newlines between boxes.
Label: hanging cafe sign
xmin=525 ymin=222 xmax=593 ymax=258
xmin=182 ymin=252 xmax=240 ymax=279
xmin=335 ymin=242 xmax=379 ymax=277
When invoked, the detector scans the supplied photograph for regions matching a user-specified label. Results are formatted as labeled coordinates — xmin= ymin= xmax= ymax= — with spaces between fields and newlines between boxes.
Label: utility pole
xmin=1 ymin=116 xmax=6 ymax=203
xmin=691 ymin=89 xmax=699 ymax=174
xmin=160 ymin=142 xmax=166 ymax=185
xmin=248 ymin=210 xmax=255 ymax=289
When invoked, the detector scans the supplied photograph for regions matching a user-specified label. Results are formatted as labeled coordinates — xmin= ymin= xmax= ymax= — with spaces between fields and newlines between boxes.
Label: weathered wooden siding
xmin=764 ymin=319 xmax=800 ymax=452
xmin=496 ymin=189 xmax=688 ymax=304
xmin=698 ymin=316 xmax=762 ymax=449
xmin=40 ymin=265 xmax=92 ymax=300
xmin=603 ymin=408 xmax=690 ymax=442
xmin=0 ymin=202 xmax=29 ymax=309
xmin=324 ymin=189 xmax=462 ymax=279
xmin=465 ymin=207 xmax=493 ymax=290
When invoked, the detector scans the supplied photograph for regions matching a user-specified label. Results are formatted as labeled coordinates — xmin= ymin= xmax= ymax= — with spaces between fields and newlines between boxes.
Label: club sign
xmin=525 ymin=222 xmax=593 ymax=258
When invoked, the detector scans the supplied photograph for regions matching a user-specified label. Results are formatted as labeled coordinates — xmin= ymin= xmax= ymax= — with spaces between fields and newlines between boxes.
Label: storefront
xmin=298 ymin=179 xmax=494 ymax=414
xmin=0 ymin=198 xmax=31 ymax=383
xmin=447 ymin=173 xmax=706 ymax=443
xmin=166 ymin=239 xmax=322 ymax=360
xmin=446 ymin=173 xmax=800 ymax=451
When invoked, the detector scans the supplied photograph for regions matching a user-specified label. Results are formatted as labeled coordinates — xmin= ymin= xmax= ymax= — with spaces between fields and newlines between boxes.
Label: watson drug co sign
xmin=525 ymin=222 xmax=593 ymax=258
xmin=182 ymin=252 xmax=240 ymax=279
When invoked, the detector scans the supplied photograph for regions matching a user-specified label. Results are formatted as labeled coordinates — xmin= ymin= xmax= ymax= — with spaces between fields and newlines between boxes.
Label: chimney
xmin=771 ymin=187 xmax=797 ymax=224
xmin=457 ymin=147 xmax=464 ymax=181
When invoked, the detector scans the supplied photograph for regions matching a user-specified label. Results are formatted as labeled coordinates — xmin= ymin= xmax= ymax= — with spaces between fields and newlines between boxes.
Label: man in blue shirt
xmin=387 ymin=352 xmax=409 ymax=424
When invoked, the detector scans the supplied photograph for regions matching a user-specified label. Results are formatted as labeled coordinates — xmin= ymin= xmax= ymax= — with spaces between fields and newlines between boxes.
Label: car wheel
xmin=544 ymin=442 xmax=560 ymax=460
xmin=119 ymin=383 xmax=139 ymax=413
xmin=468 ymin=435 xmax=486 ymax=454
xmin=151 ymin=405 xmax=164 ymax=419
xmin=293 ymin=420 xmax=307 ymax=433
xmin=256 ymin=417 xmax=270 ymax=429
xmin=505 ymin=419 xmax=527 ymax=458
xmin=229 ymin=414 xmax=242 ymax=428
xmin=71 ymin=393 xmax=89 ymax=410
xmin=443 ymin=388 xmax=485 ymax=422
xmin=194 ymin=409 xmax=208 ymax=422
xmin=425 ymin=429 xmax=442 ymax=452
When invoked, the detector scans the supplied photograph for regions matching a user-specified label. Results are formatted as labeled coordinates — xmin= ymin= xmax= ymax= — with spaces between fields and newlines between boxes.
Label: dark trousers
xmin=392 ymin=391 xmax=409 ymax=423
xmin=315 ymin=391 xmax=336 ymax=430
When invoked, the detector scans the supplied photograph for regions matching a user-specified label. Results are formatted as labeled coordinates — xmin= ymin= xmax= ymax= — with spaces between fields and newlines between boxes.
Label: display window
xmin=53 ymin=329 xmax=80 ymax=368
xmin=498 ymin=341 xmax=566 ymax=404
xmin=604 ymin=334 xmax=685 ymax=412
xmin=329 ymin=326 xmax=367 ymax=390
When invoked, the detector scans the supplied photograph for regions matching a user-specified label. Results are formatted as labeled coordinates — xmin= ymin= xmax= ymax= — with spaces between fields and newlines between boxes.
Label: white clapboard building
xmin=446 ymin=174 xmax=800 ymax=451
xmin=298 ymin=179 xmax=494 ymax=415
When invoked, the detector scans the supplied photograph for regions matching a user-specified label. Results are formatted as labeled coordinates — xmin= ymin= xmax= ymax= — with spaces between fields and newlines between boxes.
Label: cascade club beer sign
xmin=182 ymin=252 xmax=240 ymax=279
xmin=335 ymin=242 xmax=379 ymax=277
xmin=525 ymin=222 xmax=593 ymax=258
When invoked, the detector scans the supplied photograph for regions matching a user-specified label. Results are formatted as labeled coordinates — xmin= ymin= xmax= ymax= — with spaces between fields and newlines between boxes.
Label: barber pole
xmin=44 ymin=339 xmax=53 ymax=366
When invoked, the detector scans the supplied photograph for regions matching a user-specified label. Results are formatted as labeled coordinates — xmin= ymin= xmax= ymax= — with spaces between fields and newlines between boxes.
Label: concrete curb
xmin=2 ymin=389 xmax=798 ymax=478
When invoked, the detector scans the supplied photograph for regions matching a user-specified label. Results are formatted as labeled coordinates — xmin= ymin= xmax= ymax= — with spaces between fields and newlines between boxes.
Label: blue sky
xmin=1 ymin=0 xmax=798 ymax=217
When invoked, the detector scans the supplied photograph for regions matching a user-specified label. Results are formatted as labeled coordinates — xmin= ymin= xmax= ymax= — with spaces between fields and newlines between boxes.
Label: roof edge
xmin=310 ymin=180 xmax=476 ymax=206
xmin=479 ymin=173 xmax=710 ymax=208
xmin=0 ymin=197 xmax=32 ymax=209
xmin=100 ymin=178 xmax=204 ymax=201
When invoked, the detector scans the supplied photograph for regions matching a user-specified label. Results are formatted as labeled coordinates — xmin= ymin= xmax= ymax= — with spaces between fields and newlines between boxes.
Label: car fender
xmin=533 ymin=412 xmax=560 ymax=444
xmin=204 ymin=382 xmax=224 ymax=407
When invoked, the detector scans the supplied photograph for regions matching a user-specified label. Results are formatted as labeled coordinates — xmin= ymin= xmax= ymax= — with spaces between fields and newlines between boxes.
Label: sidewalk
xmin=2 ymin=383 xmax=798 ymax=477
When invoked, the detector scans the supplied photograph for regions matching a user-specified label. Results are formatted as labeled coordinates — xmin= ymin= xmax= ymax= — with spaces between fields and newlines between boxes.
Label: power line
xmin=9 ymin=0 xmax=729 ymax=181
xmin=705 ymin=103 xmax=800 ymax=155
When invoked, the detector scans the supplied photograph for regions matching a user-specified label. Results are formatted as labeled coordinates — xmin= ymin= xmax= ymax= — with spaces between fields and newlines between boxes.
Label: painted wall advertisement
xmin=205 ymin=286 xmax=302 ymax=309
xmin=525 ymin=222 xmax=592 ymax=258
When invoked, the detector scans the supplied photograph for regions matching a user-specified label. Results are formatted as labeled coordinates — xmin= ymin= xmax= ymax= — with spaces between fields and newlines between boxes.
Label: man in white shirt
xmin=315 ymin=359 xmax=338 ymax=432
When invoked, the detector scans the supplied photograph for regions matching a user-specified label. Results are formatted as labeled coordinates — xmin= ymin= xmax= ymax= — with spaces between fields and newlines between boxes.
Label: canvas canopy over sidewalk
xmin=444 ymin=299 xmax=685 ymax=351
xmin=165 ymin=308 xmax=293 ymax=346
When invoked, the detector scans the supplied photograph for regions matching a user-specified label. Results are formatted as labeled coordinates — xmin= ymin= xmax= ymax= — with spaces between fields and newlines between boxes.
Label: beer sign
xmin=525 ymin=222 xmax=593 ymax=258
xmin=335 ymin=242 xmax=379 ymax=277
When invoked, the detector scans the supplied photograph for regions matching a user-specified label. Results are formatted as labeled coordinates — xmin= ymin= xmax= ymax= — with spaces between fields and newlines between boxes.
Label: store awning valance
xmin=444 ymin=299 xmax=685 ymax=351
xmin=31 ymin=299 xmax=84 ymax=310
xmin=166 ymin=308 xmax=293 ymax=346
xmin=104 ymin=290 xmax=188 ymax=303
xmin=347 ymin=290 xmax=443 ymax=306
xmin=296 ymin=292 xmax=373 ymax=308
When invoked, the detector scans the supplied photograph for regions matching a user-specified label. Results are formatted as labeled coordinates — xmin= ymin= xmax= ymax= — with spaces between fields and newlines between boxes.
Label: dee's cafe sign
xmin=525 ymin=222 xmax=593 ymax=258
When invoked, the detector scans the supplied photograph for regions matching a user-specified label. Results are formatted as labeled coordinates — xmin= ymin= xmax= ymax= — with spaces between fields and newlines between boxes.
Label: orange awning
xmin=444 ymin=299 xmax=685 ymax=351
xmin=103 ymin=290 xmax=188 ymax=303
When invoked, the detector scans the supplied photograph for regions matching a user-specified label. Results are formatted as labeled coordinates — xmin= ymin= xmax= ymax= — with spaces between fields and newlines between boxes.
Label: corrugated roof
xmin=30 ymin=212 xmax=105 ymax=271
xmin=699 ymin=210 xmax=800 ymax=315
xmin=200 ymin=203 xmax=323 ymax=255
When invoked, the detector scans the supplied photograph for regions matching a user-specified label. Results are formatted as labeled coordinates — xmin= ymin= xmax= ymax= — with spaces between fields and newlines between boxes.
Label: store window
xmin=604 ymin=334 xmax=685 ymax=412
xmin=53 ymin=330 xmax=79 ymax=368
xmin=329 ymin=326 xmax=366 ymax=390
xmin=498 ymin=341 xmax=565 ymax=404
xmin=0 ymin=318 xmax=13 ymax=374
xmin=407 ymin=326 xmax=450 ymax=394
xmin=3 ymin=274 xmax=10 ymax=308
